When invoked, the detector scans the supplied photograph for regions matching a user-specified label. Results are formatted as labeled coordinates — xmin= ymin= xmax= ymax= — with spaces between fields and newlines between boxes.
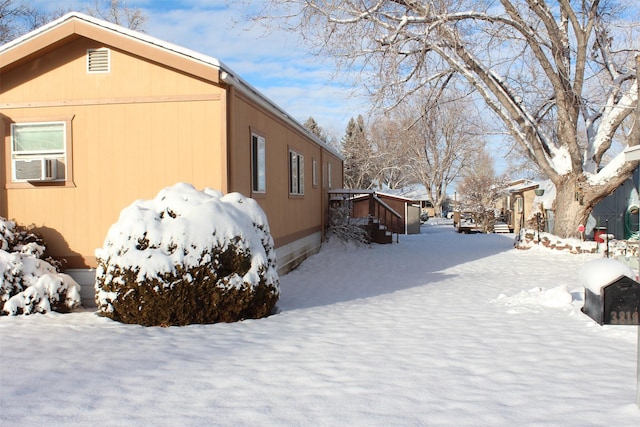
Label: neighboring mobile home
xmin=497 ymin=179 xmax=541 ymax=234
xmin=589 ymin=168 xmax=640 ymax=240
xmin=0 ymin=12 xmax=343 ymax=294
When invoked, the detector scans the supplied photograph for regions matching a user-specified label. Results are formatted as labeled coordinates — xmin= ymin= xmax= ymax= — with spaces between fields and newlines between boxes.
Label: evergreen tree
xmin=341 ymin=115 xmax=373 ymax=189
xmin=302 ymin=116 xmax=327 ymax=142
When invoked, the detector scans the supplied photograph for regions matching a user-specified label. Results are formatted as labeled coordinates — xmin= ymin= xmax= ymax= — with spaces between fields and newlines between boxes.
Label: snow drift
xmin=94 ymin=183 xmax=280 ymax=326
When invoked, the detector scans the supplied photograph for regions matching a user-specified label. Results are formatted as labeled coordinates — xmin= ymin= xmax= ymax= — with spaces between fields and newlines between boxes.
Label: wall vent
xmin=87 ymin=49 xmax=110 ymax=73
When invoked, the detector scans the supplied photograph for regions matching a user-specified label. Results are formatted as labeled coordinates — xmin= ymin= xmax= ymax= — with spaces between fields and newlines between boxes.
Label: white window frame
xmin=10 ymin=121 xmax=67 ymax=182
xmin=251 ymin=133 xmax=266 ymax=194
xmin=312 ymin=158 xmax=318 ymax=187
xmin=289 ymin=149 xmax=304 ymax=196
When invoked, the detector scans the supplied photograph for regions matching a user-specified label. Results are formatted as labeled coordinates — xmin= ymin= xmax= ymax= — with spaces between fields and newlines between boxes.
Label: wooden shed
xmin=0 ymin=12 xmax=343 ymax=292
xmin=375 ymin=192 xmax=422 ymax=235
xmin=334 ymin=189 xmax=420 ymax=236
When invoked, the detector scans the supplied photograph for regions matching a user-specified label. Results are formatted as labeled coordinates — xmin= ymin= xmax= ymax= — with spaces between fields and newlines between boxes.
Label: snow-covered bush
xmin=0 ymin=217 xmax=80 ymax=315
xmin=95 ymin=183 xmax=280 ymax=326
xmin=327 ymin=204 xmax=370 ymax=246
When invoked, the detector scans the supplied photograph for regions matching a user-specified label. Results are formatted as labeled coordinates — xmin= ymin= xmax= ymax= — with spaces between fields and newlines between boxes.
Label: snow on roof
xmin=330 ymin=185 xmax=427 ymax=203
xmin=532 ymin=179 xmax=556 ymax=211
xmin=0 ymin=12 xmax=222 ymax=69
xmin=329 ymin=189 xmax=376 ymax=194
xmin=377 ymin=184 xmax=429 ymax=201
xmin=0 ymin=12 xmax=342 ymax=159
xmin=375 ymin=191 xmax=416 ymax=202
xmin=507 ymin=179 xmax=539 ymax=193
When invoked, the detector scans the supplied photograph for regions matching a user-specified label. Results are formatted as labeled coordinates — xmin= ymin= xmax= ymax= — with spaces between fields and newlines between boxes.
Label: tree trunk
xmin=552 ymin=185 xmax=591 ymax=238
xmin=432 ymin=201 xmax=442 ymax=218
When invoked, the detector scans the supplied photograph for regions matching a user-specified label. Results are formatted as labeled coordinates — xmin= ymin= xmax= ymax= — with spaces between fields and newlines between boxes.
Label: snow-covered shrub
xmin=0 ymin=217 xmax=80 ymax=315
xmin=327 ymin=204 xmax=370 ymax=246
xmin=95 ymin=183 xmax=280 ymax=326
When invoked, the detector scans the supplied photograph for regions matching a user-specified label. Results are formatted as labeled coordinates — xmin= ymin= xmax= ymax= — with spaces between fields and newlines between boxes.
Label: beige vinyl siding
xmin=2 ymin=38 xmax=218 ymax=105
xmin=1 ymin=38 xmax=227 ymax=268
xmin=228 ymin=91 xmax=327 ymax=247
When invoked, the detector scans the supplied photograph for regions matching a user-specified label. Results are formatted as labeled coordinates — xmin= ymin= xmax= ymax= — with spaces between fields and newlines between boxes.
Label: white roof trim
xmin=624 ymin=145 xmax=640 ymax=162
xmin=0 ymin=12 xmax=223 ymax=70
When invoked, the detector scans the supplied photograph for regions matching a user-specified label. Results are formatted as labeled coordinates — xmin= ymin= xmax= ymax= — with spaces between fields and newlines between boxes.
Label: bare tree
xmin=0 ymin=0 xmax=24 ymax=43
xmin=253 ymin=0 xmax=640 ymax=238
xmin=1 ymin=0 xmax=145 ymax=44
xmin=0 ymin=0 xmax=67 ymax=44
xmin=401 ymin=91 xmax=480 ymax=216
xmin=367 ymin=115 xmax=411 ymax=190
xmin=457 ymin=150 xmax=509 ymax=233
xmin=85 ymin=0 xmax=146 ymax=30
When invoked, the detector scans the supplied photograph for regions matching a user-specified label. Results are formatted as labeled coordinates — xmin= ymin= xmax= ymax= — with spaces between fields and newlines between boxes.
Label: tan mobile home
xmin=0 ymin=12 xmax=343 ymax=290
xmin=497 ymin=179 xmax=540 ymax=234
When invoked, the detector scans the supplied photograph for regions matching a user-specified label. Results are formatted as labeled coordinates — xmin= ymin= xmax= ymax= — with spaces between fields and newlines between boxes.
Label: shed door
xmin=406 ymin=204 xmax=421 ymax=234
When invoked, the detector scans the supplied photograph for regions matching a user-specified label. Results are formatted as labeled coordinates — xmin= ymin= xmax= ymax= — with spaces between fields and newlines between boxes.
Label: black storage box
xmin=582 ymin=275 xmax=640 ymax=325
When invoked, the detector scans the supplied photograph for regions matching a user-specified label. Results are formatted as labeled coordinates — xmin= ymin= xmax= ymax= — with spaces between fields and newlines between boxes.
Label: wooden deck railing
xmin=329 ymin=189 xmax=402 ymax=243
xmin=370 ymin=194 xmax=402 ymax=242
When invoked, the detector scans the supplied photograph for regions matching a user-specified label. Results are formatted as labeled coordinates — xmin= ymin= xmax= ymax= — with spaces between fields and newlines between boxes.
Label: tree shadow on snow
xmin=277 ymin=222 xmax=516 ymax=311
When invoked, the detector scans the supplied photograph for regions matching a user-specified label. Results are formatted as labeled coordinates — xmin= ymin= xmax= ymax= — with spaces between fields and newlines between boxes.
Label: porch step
xmin=371 ymin=222 xmax=393 ymax=244
xmin=494 ymin=222 xmax=511 ymax=234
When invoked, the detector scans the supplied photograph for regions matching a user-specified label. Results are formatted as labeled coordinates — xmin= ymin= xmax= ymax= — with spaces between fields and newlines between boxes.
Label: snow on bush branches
xmin=94 ymin=183 xmax=280 ymax=326
xmin=0 ymin=217 xmax=80 ymax=315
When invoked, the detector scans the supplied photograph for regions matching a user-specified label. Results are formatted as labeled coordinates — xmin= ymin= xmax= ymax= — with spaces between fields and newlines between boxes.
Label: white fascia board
xmin=624 ymin=145 xmax=640 ymax=162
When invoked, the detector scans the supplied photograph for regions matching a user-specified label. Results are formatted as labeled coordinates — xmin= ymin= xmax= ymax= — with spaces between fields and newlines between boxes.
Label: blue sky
xmin=32 ymin=0 xmax=368 ymax=139
xmin=27 ymin=0 xmax=515 ymax=180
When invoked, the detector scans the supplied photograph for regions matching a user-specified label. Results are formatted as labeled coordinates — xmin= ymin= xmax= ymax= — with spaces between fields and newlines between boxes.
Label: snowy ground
xmin=1 ymin=221 xmax=639 ymax=426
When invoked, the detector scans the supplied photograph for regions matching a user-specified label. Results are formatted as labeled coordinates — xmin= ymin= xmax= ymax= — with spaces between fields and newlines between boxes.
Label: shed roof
xmin=0 ymin=12 xmax=342 ymax=158
xmin=378 ymin=184 xmax=430 ymax=201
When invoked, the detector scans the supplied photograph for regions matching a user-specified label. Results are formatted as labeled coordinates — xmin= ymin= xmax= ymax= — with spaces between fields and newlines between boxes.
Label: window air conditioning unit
xmin=13 ymin=158 xmax=57 ymax=181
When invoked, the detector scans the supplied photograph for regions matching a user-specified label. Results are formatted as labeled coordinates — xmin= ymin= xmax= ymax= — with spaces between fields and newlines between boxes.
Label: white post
xmin=636 ymin=53 xmax=640 ymax=408
xmin=622 ymin=57 xmax=640 ymax=403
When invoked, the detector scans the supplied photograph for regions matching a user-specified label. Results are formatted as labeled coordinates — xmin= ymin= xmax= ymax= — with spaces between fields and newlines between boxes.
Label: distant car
xmin=420 ymin=212 xmax=429 ymax=223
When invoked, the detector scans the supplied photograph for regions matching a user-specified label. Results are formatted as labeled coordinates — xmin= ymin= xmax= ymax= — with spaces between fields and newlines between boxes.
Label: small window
xmin=87 ymin=48 xmax=110 ymax=73
xmin=252 ymin=133 xmax=266 ymax=193
xmin=327 ymin=162 xmax=332 ymax=189
xmin=11 ymin=122 xmax=67 ymax=182
xmin=312 ymin=159 xmax=318 ymax=187
xmin=289 ymin=149 xmax=304 ymax=195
